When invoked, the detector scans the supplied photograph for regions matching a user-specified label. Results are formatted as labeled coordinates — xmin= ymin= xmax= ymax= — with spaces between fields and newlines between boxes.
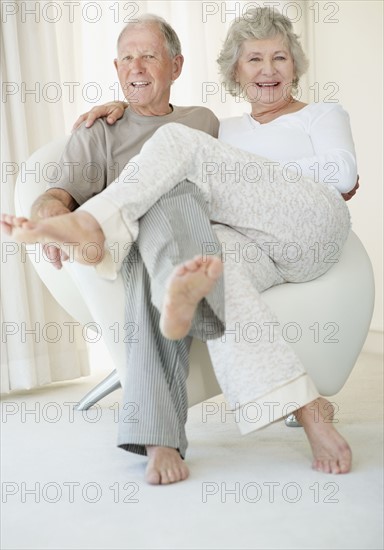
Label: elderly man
xmin=3 ymin=14 xmax=224 ymax=485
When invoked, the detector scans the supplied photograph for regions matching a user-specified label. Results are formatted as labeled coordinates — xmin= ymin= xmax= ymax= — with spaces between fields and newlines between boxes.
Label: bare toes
xmin=145 ymin=447 xmax=188 ymax=485
xmin=184 ymin=257 xmax=200 ymax=271
xmin=160 ymin=255 xmax=223 ymax=340
xmin=146 ymin=469 xmax=161 ymax=485
xmin=329 ymin=460 xmax=340 ymax=474
xmin=166 ymin=469 xmax=178 ymax=484
xmin=157 ymin=470 xmax=168 ymax=485
xmin=179 ymin=466 xmax=189 ymax=481
xmin=339 ymin=461 xmax=350 ymax=474
xmin=207 ymin=256 xmax=224 ymax=278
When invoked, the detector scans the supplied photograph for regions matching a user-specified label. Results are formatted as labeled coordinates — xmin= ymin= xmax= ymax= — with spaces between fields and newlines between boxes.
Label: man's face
xmin=114 ymin=23 xmax=183 ymax=116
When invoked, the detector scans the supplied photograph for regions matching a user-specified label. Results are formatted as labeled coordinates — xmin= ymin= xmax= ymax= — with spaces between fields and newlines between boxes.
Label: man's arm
xmin=29 ymin=189 xmax=79 ymax=269
xmin=31 ymin=188 xmax=79 ymax=220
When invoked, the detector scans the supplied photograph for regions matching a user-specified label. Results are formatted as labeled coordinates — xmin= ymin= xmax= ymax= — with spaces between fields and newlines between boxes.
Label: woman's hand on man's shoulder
xmin=72 ymin=101 xmax=128 ymax=131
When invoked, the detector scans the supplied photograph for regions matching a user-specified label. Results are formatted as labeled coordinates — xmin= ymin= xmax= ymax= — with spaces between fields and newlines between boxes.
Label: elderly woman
xmin=4 ymin=9 xmax=355 ymax=479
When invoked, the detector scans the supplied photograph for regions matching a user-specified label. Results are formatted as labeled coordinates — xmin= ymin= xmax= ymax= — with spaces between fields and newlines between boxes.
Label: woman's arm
xmin=296 ymin=104 xmax=358 ymax=194
xmin=72 ymin=101 xmax=128 ymax=130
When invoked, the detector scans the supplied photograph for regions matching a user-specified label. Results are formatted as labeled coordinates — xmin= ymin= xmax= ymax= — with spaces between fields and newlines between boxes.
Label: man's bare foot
xmin=145 ymin=446 xmax=189 ymax=485
xmin=297 ymin=397 xmax=352 ymax=474
xmin=160 ymin=255 xmax=223 ymax=340
xmin=1 ymin=212 xmax=105 ymax=265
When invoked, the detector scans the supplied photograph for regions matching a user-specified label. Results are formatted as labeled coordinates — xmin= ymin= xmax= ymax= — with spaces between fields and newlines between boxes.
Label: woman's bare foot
xmin=1 ymin=212 xmax=105 ymax=265
xmin=145 ymin=446 xmax=189 ymax=485
xmin=1 ymin=215 xmax=30 ymax=235
xmin=297 ymin=397 xmax=352 ymax=474
xmin=160 ymin=255 xmax=223 ymax=340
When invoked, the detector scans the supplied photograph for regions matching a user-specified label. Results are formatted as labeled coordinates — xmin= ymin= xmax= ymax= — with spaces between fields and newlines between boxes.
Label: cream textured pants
xmin=80 ymin=122 xmax=351 ymax=433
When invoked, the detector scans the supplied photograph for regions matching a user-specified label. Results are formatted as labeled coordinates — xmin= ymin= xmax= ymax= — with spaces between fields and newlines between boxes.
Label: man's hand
xmin=43 ymin=243 xmax=69 ymax=270
xmin=72 ymin=101 xmax=128 ymax=130
xmin=32 ymin=202 xmax=71 ymax=270
xmin=30 ymin=189 xmax=77 ymax=270
xmin=342 ymin=175 xmax=360 ymax=201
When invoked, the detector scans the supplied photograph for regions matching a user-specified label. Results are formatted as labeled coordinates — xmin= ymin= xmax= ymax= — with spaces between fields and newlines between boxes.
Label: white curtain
xmin=1 ymin=1 xmax=91 ymax=393
xmin=0 ymin=0 xmax=311 ymax=393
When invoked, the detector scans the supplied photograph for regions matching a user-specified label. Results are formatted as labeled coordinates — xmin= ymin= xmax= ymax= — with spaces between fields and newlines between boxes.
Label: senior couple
xmin=3 ymin=9 xmax=359 ymax=483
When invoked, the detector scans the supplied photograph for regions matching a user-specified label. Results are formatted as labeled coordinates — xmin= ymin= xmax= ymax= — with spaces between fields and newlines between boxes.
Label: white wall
xmin=305 ymin=0 xmax=383 ymax=332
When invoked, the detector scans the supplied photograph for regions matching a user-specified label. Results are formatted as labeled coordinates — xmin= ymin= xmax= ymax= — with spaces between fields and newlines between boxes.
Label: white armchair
xmin=15 ymin=136 xmax=375 ymax=419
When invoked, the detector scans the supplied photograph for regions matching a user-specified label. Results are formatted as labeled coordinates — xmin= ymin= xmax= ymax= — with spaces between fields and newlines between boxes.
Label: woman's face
xmin=235 ymin=35 xmax=296 ymax=107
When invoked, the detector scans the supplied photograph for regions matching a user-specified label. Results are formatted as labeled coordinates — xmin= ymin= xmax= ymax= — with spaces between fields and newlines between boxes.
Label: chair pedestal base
xmin=75 ymin=368 xmax=305 ymax=432
xmin=284 ymin=414 xmax=302 ymax=428
xmin=74 ymin=369 xmax=121 ymax=411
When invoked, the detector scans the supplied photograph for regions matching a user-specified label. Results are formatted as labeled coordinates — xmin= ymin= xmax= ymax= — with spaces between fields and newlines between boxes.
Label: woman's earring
xmin=292 ymin=77 xmax=299 ymax=95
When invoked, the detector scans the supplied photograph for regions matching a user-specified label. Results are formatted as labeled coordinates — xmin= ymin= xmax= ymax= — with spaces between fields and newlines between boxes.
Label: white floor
xmin=1 ymin=347 xmax=383 ymax=550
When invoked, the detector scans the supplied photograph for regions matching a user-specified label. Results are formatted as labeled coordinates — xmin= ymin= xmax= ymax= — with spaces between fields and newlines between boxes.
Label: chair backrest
xmin=263 ymin=231 xmax=375 ymax=393
xmin=15 ymin=136 xmax=95 ymax=326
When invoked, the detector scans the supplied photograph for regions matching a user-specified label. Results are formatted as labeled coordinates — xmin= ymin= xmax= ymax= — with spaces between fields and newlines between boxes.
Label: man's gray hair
xmin=217 ymin=7 xmax=309 ymax=96
xmin=117 ymin=14 xmax=182 ymax=58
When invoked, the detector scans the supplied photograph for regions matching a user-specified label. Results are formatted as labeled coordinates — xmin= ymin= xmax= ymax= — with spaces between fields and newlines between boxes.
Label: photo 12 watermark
xmin=1 ymin=159 xmax=139 ymax=185
xmin=1 ymin=320 xmax=140 ymax=344
xmin=201 ymin=398 xmax=338 ymax=427
xmin=1 ymin=2 xmax=141 ymax=24
xmin=1 ymin=80 xmax=143 ymax=105
xmin=1 ymin=400 xmax=140 ymax=425
xmin=1 ymin=480 xmax=140 ymax=503
xmin=201 ymin=319 xmax=340 ymax=345
xmin=201 ymin=2 xmax=340 ymax=24
xmin=200 ymin=239 xmax=341 ymax=266
xmin=201 ymin=480 xmax=340 ymax=503
xmin=201 ymin=80 xmax=340 ymax=104
xmin=201 ymin=160 xmax=341 ymax=185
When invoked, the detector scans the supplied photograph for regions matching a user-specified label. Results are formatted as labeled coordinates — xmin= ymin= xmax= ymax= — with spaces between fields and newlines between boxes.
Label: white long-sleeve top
xmin=218 ymin=102 xmax=357 ymax=193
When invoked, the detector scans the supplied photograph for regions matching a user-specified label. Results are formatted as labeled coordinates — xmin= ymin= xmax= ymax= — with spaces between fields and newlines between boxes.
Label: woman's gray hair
xmin=217 ymin=7 xmax=309 ymax=96
xmin=117 ymin=14 xmax=182 ymax=58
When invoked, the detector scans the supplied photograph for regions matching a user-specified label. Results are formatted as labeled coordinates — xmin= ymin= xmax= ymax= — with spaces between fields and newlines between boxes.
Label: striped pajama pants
xmin=80 ymin=122 xmax=351 ymax=454
xmin=117 ymin=181 xmax=225 ymax=457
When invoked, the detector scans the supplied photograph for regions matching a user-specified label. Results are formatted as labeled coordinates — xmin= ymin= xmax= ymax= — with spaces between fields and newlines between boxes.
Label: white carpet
xmin=1 ymin=349 xmax=383 ymax=550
